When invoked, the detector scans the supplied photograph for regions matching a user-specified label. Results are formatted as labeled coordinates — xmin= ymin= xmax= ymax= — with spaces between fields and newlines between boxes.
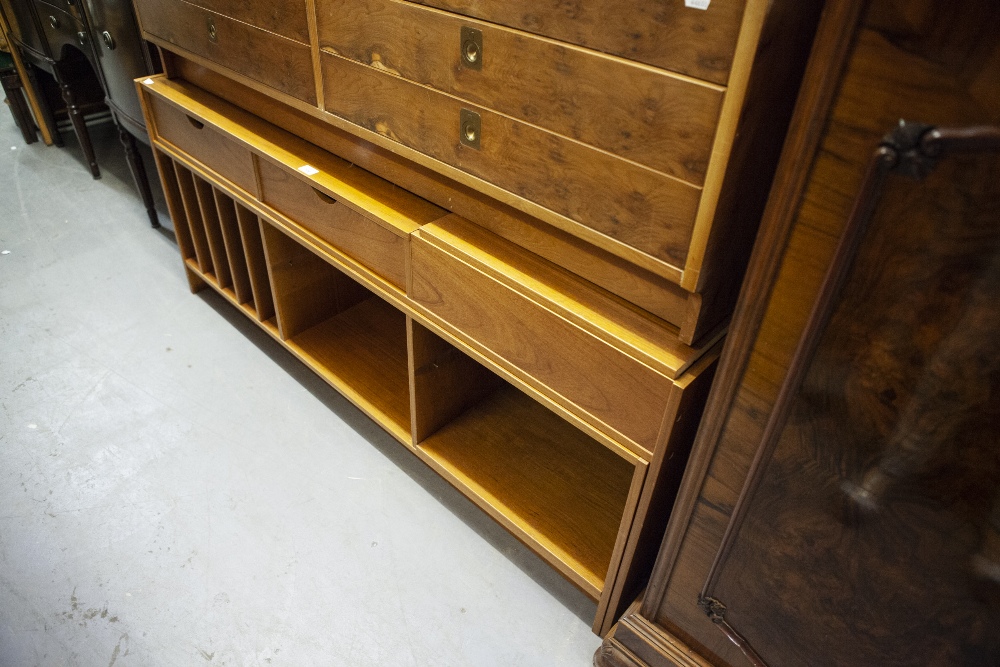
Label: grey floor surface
xmin=0 ymin=112 xmax=601 ymax=666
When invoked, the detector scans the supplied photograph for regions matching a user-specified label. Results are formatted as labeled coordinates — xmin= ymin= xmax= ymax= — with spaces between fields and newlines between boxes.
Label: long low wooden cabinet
xmin=132 ymin=0 xmax=826 ymax=642
xmin=138 ymin=74 xmax=723 ymax=634
xmin=597 ymin=0 xmax=1000 ymax=664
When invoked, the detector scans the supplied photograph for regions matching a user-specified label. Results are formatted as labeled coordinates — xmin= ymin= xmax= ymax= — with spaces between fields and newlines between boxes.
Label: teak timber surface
xmin=405 ymin=0 xmax=748 ymax=85
xmin=320 ymin=52 xmax=702 ymax=269
xmin=636 ymin=0 xmax=1000 ymax=665
xmin=317 ymin=0 xmax=724 ymax=183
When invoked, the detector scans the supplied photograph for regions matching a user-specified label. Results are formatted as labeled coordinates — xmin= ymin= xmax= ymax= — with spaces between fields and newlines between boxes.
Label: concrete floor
xmin=0 ymin=112 xmax=602 ymax=665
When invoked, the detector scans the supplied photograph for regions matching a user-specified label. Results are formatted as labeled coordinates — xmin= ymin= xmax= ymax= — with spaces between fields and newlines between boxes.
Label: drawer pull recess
xmin=460 ymin=26 xmax=482 ymax=70
xmin=312 ymin=187 xmax=337 ymax=205
xmin=460 ymin=109 xmax=481 ymax=150
xmin=186 ymin=115 xmax=205 ymax=130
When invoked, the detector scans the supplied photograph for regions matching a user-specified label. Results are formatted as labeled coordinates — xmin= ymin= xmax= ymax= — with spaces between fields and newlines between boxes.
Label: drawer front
xmin=409 ymin=231 xmax=674 ymax=453
xmin=321 ymin=53 xmax=701 ymax=269
xmin=258 ymin=159 xmax=409 ymax=289
xmin=34 ymin=1 xmax=84 ymax=56
xmin=406 ymin=0 xmax=746 ymax=85
xmin=147 ymin=93 xmax=257 ymax=194
xmin=316 ymin=0 xmax=723 ymax=184
xmin=180 ymin=0 xmax=309 ymax=43
xmin=134 ymin=0 xmax=316 ymax=104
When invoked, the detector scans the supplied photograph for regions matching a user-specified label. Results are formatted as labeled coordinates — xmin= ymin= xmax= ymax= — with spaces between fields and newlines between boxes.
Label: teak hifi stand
xmin=137 ymin=74 xmax=721 ymax=635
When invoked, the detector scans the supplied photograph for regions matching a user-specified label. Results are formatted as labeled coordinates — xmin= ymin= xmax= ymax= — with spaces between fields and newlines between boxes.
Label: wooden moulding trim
xmin=639 ymin=0 xmax=870 ymax=620
xmin=679 ymin=0 xmax=770 ymax=293
xmin=142 ymin=76 xmax=446 ymax=235
xmin=154 ymin=137 xmax=648 ymax=466
xmin=142 ymin=35 xmax=688 ymax=284
xmin=613 ymin=610 xmax=717 ymax=667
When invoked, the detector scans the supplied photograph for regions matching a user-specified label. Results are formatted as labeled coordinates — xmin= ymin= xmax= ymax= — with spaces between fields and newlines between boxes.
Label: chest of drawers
xmin=131 ymin=0 xmax=824 ymax=637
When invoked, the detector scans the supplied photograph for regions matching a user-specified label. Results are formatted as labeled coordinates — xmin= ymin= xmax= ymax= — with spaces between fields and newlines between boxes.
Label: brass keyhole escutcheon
xmin=460 ymin=26 xmax=482 ymax=70
xmin=460 ymin=109 xmax=481 ymax=150
xmin=207 ymin=18 xmax=217 ymax=43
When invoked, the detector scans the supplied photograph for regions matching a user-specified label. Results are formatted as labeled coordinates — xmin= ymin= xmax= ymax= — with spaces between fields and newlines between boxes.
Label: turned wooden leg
xmin=118 ymin=124 xmax=159 ymax=227
xmin=52 ymin=61 xmax=100 ymax=179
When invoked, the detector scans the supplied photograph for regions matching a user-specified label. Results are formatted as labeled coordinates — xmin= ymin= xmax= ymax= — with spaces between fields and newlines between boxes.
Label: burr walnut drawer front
xmin=146 ymin=92 xmax=257 ymax=195
xmin=408 ymin=216 xmax=705 ymax=456
xmin=134 ymin=0 xmax=316 ymax=104
xmin=258 ymin=158 xmax=445 ymax=290
xmin=404 ymin=0 xmax=746 ymax=85
xmin=320 ymin=52 xmax=703 ymax=271
xmin=316 ymin=0 xmax=724 ymax=183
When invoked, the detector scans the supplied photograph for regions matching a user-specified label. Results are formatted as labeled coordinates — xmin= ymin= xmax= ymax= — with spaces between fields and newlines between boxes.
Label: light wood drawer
xmin=258 ymin=159 xmax=414 ymax=289
xmin=405 ymin=0 xmax=746 ymax=85
xmin=408 ymin=216 xmax=706 ymax=455
xmin=179 ymin=0 xmax=309 ymax=43
xmin=321 ymin=53 xmax=702 ymax=270
xmin=316 ymin=0 xmax=724 ymax=183
xmin=134 ymin=0 xmax=315 ymax=104
xmin=146 ymin=92 xmax=257 ymax=194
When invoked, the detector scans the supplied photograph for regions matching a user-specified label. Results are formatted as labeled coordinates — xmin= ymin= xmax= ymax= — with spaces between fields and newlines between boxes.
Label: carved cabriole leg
xmin=52 ymin=61 xmax=100 ymax=179
xmin=118 ymin=123 xmax=159 ymax=227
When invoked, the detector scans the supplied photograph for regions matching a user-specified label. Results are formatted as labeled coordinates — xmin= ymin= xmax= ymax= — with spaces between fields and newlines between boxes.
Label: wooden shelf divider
xmin=260 ymin=220 xmax=412 ymax=443
xmin=407 ymin=319 xmax=638 ymax=599
xmin=213 ymin=188 xmax=254 ymax=308
xmin=173 ymin=162 xmax=214 ymax=278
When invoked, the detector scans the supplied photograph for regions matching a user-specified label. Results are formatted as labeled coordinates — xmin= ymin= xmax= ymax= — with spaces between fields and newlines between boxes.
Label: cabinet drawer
xmin=321 ymin=53 xmax=701 ymax=270
xmin=258 ymin=159 xmax=414 ymax=289
xmin=409 ymin=217 xmax=704 ymax=454
xmin=146 ymin=93 xmax=257 ymax=194
xmin=134 ymin=0 xmax=315 ymax=104
xmin=406 ymin=0 xmax=746 ymax=85
xmin=317 ymin=0 xmax=723 ymax=183
xmin=34 ymin=0 xmax=84 ymax=55
xmin=181 ymin=0 xmax=309 ymax=43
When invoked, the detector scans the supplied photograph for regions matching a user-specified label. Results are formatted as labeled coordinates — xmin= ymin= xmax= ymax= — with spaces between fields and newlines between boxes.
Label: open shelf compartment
xmin=260 ymin=220 xmax=411 ymax=443
xmin=407 ymin=319 xmax=640 ymax=599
